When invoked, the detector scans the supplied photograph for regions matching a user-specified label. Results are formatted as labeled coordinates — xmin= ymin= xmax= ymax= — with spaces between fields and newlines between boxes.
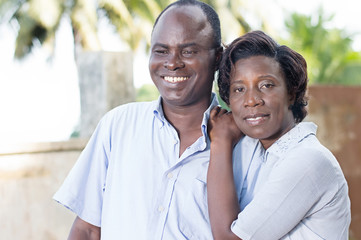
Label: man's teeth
xmin=164 ymin=76 xmax=188 ymax=83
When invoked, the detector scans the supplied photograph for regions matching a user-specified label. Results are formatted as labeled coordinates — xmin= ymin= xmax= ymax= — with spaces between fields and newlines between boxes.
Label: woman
xmin=207 ymin=31 xmax=351 ymax=240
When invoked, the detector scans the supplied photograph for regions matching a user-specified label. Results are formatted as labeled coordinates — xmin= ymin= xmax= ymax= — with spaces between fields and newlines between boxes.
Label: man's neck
xmin=162 ymin=96 xmax=212 ymax=156
xmin=162 ymin=97 xmax=211 ymax=130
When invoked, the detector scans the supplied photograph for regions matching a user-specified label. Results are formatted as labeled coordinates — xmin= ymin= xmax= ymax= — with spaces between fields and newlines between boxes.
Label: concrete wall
xmin=0 ymin=85 xmax=360 ymax=239
xmin=307 ymin=85 xmax=361 ymax=240
xmin=0 ymin=139 xmax=87 ymax=240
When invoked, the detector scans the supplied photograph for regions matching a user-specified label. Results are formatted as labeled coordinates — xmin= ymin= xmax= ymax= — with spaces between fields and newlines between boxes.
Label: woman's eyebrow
xmin=258 ymin=74 xmax=277 ymax=79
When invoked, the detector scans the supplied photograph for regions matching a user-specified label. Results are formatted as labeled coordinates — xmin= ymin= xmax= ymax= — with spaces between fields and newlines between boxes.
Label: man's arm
xmin=207 ymin=107 xmax=243 ymax=240
xmin=68 ymin=216 xmax=100 ymax=240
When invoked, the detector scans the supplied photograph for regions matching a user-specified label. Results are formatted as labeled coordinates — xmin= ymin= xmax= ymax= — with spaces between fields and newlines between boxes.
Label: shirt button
xmin=167 ymin=172 xmax=173 ymax=179
xmin=158 ymin=206 xmax=164 ymax=212
xmin=173 ymin=140 xmax=178 ymax=145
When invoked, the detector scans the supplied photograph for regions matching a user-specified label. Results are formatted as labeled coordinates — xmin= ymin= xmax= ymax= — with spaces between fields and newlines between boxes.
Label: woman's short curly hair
xmin=218 ymin=30 xmax=308 ymax=123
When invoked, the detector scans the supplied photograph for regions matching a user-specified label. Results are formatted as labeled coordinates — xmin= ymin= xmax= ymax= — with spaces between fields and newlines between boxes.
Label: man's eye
xmin=182 ymin=50 xmax=197 ymax=56
xmin=154 ymin=50 xmax=168 ymax=55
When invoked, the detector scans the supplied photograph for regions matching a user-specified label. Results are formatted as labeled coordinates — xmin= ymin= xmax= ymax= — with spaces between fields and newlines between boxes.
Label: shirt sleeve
xmin=53 ymin=115 xmax=111 ymax=227
xmin=231 ymin=144 xmax=339 ymax=240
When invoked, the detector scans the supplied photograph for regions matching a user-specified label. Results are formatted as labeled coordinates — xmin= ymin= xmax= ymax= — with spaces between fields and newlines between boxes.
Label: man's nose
xmin=164 ymin=53 xmax=185 ymax=70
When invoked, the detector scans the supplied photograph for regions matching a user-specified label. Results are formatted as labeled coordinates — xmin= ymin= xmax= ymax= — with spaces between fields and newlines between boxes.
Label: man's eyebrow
xmin=179 ymin=43 xmax=197 ymax=48
xmin=180 ymin=42 xmax=217 ymax=50
xmin=153 ymin=42 xmax=198 ymax=48
xmin=152 ymin=42 xmax=206 ymax=50
xmin=152 ymin=43 xmax=168 ymax=48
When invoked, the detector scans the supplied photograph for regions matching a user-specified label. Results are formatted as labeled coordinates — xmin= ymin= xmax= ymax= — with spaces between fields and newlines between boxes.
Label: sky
xmin=0 ymin=0 xmax=360 ymax=144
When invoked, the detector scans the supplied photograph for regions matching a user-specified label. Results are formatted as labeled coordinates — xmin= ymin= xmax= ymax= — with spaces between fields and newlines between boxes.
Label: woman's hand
xmin=207 ymin=106 xmax=243 ymax=240
xmin=208 ymin=106 xmax=243 ymax=147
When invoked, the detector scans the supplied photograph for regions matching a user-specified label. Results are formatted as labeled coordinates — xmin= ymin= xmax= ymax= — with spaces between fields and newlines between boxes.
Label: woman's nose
xmin=244 ymin=91 xmax=264 ymax=107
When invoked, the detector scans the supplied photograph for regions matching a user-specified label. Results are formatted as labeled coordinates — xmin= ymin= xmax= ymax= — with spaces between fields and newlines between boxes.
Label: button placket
xmin=155 ymin=169 xmax=178 ymax=216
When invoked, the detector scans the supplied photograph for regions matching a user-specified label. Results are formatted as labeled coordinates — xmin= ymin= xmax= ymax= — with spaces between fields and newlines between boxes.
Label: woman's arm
xmin=207 ymin=107 xmax=243 ymax=240
xmin=68 ymin=216 xmax=101 ymax=240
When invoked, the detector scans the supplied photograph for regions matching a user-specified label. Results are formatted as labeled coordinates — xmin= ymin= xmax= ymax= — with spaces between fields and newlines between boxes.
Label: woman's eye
xmin=234 ymin=87 xmax=244 ymax=93
xmin=261 ymin=83 xmax=274 ymax=89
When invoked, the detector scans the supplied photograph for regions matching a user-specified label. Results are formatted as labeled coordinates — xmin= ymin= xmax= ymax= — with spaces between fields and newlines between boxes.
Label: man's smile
xmin=163 ymin=76 xmax=190 ymax=83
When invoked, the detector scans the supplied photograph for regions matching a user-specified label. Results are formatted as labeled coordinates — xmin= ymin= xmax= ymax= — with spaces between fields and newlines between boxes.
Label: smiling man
xmin=53 ymin=1 xmax=239 ymax=239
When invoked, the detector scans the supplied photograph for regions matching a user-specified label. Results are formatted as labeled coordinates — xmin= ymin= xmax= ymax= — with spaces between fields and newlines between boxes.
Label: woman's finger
xmin=210 ymin=106 xmax=221 ymax=118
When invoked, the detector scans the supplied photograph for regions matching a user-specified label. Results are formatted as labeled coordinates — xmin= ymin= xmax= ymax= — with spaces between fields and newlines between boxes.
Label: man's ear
xmin=214 ymin=46 xmax=223 ymax=71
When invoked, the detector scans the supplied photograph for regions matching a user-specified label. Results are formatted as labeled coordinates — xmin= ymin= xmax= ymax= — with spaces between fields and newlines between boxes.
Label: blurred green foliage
xmin=0 ymin=0 xmax=172 ymax=58
xmin=136 ymin=84 xmax=159 ymax=102
xmin=0 ymin=0 xmax=250 ymax=59
xmin=281 ymin=10 xmax=361 ymax=85
xmin=1 ymin=1 xmax=360 ymax=87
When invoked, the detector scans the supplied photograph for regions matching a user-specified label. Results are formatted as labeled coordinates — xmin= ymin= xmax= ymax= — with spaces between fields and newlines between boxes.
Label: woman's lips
xmin=244 ymin=113 xmax=270 ymax=126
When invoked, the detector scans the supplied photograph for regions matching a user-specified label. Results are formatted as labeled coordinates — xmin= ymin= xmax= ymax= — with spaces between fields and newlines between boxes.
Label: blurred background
xmin=0 ymin=0 xmax=360 ymax=239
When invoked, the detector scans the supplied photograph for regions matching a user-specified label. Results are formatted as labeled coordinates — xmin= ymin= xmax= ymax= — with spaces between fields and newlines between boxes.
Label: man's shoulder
xmin=96 ymin=100 xmax=159 ymax=129
xmin=108 ymin=100 xmax=158 ymax=117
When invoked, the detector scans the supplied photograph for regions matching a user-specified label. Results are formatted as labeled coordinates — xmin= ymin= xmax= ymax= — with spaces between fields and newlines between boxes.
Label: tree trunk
xmin=76 ymin=51 xmax=135 ymax=137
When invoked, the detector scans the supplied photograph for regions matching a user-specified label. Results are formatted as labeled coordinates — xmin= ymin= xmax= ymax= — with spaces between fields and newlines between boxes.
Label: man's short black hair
xmin=152 ymin=0 xmax=221 ymax=48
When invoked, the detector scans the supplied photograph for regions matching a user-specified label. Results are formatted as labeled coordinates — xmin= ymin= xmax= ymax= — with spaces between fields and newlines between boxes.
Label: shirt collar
xmin=266 ymin=122 xmax=317 ymax=157
xmin=201 ymin=93 xmax=219 ymax=136
xmin=153 ymin=96 xmax=165 ymax=127
xmin=152 ymin=93 xmax=219 ymax=133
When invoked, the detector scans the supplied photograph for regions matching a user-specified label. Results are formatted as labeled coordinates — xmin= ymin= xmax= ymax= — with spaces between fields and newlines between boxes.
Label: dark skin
xmin=67 ymin=5 xmax=222 ymax=239
xmin=207 ymin=107 xmax=243 ymax=240
xmin=163 ymin=104 xmax=209 ymax=156
xmin=68 ymin=217 xmax=100 ymax=240
xmin=229 ymin=56 xmax=295 ymax=149
xmin=207 ymin=56 xmax=296 ymax=240
xmin=149 ymin=5 xmax=222 ymax=156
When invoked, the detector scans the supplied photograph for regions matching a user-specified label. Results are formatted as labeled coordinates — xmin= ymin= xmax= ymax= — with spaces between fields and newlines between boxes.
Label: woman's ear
xmin=288 ymin=93 xmax=296 ymax=109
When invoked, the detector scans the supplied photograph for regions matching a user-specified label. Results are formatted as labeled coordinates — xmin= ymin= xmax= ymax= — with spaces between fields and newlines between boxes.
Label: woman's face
xmin=229 ymin=55 xmax=295 ymax=149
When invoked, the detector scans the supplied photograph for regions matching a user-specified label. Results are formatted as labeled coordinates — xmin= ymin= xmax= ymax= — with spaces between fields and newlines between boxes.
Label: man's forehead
xmin=151 ymin=5 xmax=213 ymax=46
xmin=157 ymin=5 xmax=209 ymax=31
xmin=162 ymin=4 xmax=204 ymax=21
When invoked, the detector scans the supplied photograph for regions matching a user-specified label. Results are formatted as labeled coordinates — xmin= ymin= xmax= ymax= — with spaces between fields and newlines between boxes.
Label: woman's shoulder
xmin=287 ymin=135 xmax=346 ymax=184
